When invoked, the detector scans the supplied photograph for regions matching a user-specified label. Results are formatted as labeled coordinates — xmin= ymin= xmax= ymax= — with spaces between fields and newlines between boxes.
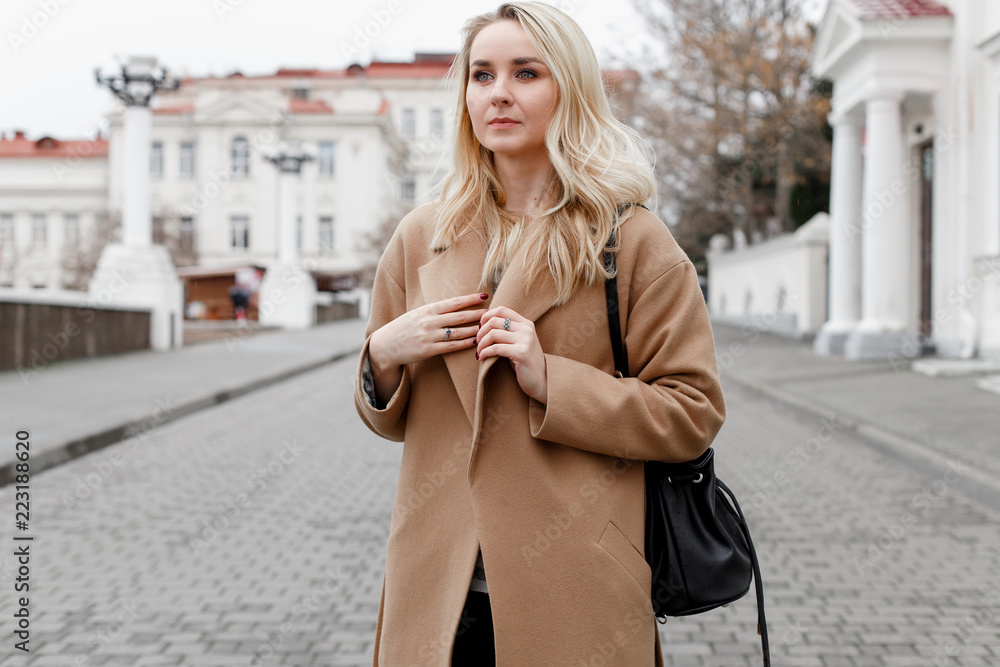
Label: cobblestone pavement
xmin=1 ymin=356 xmax=999 ymax=666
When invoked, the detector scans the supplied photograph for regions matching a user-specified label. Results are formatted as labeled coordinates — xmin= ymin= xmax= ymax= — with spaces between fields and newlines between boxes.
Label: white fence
xmin=706 ymin=213 xmax=829 ymax=339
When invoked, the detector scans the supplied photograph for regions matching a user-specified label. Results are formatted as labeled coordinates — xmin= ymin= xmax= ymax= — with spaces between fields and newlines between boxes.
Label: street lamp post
xmin=258 ymin=141 xmax=318 ymax=329
xmin=90 ymin=55 xmax=184 ymax=350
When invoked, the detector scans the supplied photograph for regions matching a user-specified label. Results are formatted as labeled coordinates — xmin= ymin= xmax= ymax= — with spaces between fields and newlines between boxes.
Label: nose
xmin=490 ymin=75 xmax=512 ymax=106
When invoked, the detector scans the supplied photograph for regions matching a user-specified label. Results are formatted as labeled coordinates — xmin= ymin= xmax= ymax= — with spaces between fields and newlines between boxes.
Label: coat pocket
xmin=598 ymin=520 xmax=650 ymax=596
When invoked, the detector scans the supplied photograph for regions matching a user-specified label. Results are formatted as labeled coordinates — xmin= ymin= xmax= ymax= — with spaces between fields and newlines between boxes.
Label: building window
xmin=402 ymin=108 xmax=416 ymax=139
xmin=291 ymin=87 xmax=309 ymax=100
xmin=180 ymin=216 xmax=194 ymax=252
xmin=297 ymin=216 xmax=303 ymax=251
xmin=64 ymin=213 xmax=79 ymax=248
xmin=430 ymin=108 xmax=444 ymax=139
xmin=0 ymin=213 xmax=13 ymax=247
xmin=180 ymin=142 xmax=196 ymax=178
xmin=318 ymin=142 xmax=335 ymax=178
xmin=230 ymin=215 xmax=250 ymax=249
xmin=32 ymin=213 xmax=47 ymax=247
xmin=401 ymin=176 xmax=416 ymax=203
xmin=318 ymin=216 xmax=334 ymax=253
xmin=152 ymin=216 xmax=166 ymax=244
xmin=231 ymin=136 xmax=250 ymax=177
xmin=150 ymin=142 xmax=164 ymax=178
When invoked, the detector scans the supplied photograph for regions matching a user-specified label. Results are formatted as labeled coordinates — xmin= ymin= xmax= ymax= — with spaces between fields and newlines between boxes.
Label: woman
xmin=354 ymin=3 xmax=725 ymax=665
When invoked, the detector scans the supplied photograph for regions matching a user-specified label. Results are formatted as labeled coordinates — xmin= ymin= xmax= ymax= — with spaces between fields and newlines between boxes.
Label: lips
xmin=489 ymin=118 xmax=519 ymax=128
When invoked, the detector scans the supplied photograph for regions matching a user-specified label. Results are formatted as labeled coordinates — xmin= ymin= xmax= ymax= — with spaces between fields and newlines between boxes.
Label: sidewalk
xmin=0 ymin=317 xmax=367 ymax=484
xmin=713 ymin=323 xmax=1000 ymax=507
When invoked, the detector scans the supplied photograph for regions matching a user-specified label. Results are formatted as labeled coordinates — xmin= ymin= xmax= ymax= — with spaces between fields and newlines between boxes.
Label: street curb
xmin=0 ymin=347 xmax=362 ymax=488
xmin=721 ymin=369 xmax=1000 ymax=511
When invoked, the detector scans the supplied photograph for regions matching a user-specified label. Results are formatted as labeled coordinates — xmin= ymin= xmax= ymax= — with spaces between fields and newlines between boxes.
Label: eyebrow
xmin=471 ymin=57 xmax=546 ymax=67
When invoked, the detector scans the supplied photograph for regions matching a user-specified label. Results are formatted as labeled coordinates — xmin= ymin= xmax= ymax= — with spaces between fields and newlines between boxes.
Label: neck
xmin=493 ymin=151 xmax=556 ymax=216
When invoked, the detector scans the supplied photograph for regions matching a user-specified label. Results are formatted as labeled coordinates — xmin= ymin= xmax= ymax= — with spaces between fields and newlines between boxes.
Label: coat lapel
xmin=417 ymin=224 xmax=488 ymax=425
xmin=469 ymin=234 xmax=560 ymax=478
xmin=417 ymin=216 xmax=563 ymax=475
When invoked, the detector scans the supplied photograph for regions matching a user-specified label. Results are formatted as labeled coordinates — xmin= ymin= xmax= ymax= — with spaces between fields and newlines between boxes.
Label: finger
xmin=439 ymin=309 xmax=488 ymax=328
xmin=476 ymin=328 xmax=517 ymax=356
xmin=479 ymin=306 xmax=523 ymax=326
xmin=431 ymin=336 xmax=480 ymax=356
xmin=481 ymin=315 xmax=517 ymax=335
xmin=438 ymin=324 xmax=479 ymax=342
xmin=476 ymin=339 xmax=520 ymax=361
xmin=431 ymin=292 xmax=490 ymax=315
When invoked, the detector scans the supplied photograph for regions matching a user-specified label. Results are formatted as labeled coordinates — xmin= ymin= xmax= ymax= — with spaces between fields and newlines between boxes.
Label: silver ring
xmin=503 ymin=317 xmax=511 ymax=331
xmin=444 ymin=327 xmax=451 ymax=341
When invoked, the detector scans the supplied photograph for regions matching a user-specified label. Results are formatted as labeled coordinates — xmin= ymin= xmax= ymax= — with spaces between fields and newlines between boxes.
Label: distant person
xmin=354 ymin=3 xmax=724 ymax=665
xmin=228 ymin=284 xmax=249 ymax=321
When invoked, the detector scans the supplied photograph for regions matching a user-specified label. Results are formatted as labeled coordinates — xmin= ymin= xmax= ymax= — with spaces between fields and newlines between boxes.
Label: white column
xmin=845 ymin=91 xmax=920 ymax=360
xmin=815 ymin=113 xmax=863 ymax=355
xmin=860 ymin=93 xmax=907 ymax=330
xmin=90 ymin=58 xmax=183 ymax=349
xmin=258 ymin=148 xmax=316 ymax=330
xmin=277 ymin=170 xmax=298 ymax=264
xmin=122 ymin=105 xmax=152 ymax=248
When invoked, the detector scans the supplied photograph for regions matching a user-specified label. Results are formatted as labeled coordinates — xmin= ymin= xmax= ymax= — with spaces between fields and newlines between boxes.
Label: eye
xmin=516 ymin=69 xmax=538 ymax=79
xmin=471 ymin=70 xmax=493 ymax=83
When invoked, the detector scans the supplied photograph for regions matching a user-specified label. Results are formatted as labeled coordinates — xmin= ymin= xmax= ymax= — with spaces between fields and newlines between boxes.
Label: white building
xmin=0 ymin=54 xmax=459 ymax=293
xmin=811 ymin=0 xmax=1000 ymax=360
xmin=0 ymin=133 xmax=109 ymax=289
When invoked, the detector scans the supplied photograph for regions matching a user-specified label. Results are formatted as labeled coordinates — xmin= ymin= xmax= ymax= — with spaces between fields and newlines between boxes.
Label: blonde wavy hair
xmin=432 ymin=1 xmax=657 ymax=305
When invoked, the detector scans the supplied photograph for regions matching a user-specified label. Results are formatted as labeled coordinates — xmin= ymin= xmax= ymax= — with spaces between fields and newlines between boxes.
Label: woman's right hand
xmin=368 ymin=292 xmax=489 ymax=403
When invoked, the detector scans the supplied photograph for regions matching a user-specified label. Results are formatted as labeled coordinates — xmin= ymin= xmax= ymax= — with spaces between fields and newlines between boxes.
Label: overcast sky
xmin=1 ymin=0 xmax=828 ymax=140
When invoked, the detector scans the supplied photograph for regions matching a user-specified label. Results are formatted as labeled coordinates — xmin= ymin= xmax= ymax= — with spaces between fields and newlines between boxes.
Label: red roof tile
xmin=153 ymin=103 xmax=195 ymax=114
xmin=289 ymin=98 xmax=333 ymax=114
xmin=0 ymin=131 xmax=108 ymax=159
xmin=844 ymin=0 xmax=952 ymax=19
xmin=185 ymin=58 xmax=456 ymax=83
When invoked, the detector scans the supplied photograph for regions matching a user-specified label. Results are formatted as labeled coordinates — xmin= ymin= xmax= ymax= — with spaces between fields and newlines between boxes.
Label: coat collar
xmin=417 ymin=218 xmax=559 ymax=427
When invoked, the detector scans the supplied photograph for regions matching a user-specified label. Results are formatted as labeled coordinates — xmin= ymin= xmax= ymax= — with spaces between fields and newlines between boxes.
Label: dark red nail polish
xmin=480 ymin=293 xmax=489 ymax=299
xmin=475 ymin=351 xmax=480 ymax=360
xmin=473 ymin=338 xmax=477 ymax=345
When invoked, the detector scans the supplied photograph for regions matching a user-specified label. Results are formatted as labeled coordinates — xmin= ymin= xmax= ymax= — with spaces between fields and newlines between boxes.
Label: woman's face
xmin=465 ymin=20 xmax=558 ymax=162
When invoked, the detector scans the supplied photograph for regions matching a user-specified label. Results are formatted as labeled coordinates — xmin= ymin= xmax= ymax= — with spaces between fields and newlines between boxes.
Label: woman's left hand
xmin=477 ymin=306 xmax=547 ymax=403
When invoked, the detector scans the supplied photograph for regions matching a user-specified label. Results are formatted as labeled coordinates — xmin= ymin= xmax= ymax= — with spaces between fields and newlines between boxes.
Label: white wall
xmin=707 ymin=213 xmax=830 ymax=337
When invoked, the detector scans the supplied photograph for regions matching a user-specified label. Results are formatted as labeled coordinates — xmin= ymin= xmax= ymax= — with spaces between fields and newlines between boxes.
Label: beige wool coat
xmin=354 ymin=202 xmax=726 ymax=666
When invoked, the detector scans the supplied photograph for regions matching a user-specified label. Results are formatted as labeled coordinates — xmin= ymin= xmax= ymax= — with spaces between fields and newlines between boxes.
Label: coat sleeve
xmin=353 ymin=233 xmax=412 ymax=442
xmin=527 ymin=258 xmax=725 ymax=463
